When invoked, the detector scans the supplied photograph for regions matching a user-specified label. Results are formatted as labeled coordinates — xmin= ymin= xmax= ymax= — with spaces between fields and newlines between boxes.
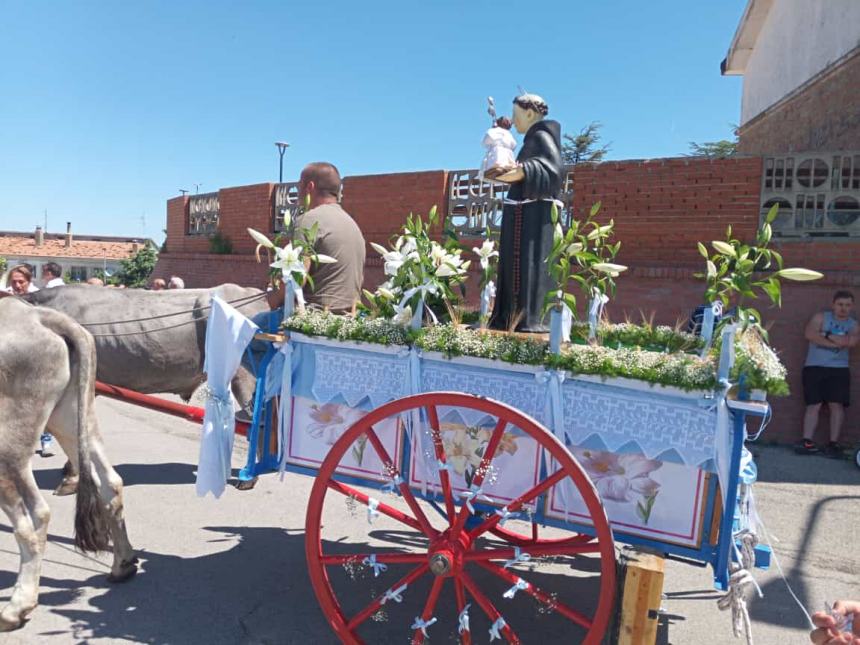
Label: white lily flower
xmin=392 ymin=305 xmax=413 ymax=327
xmin=370 ymin=242 xmax=389 ymax=257
xmin=776 ymin=268 xmax=823 ymax=281
xmin=565 ymin=242 xmax=583 ymax=256
xmin=271 ymin=244 xmax=305 ymax=276
xmin=472 ymin=239 xmax=499 ymax=270
xmin=247 ymin=228 xmax=275 ymax=249
xmin=376 ymin=286 xmax=396 ymax=300
xmin=592 ymin=262 xmax=628 ymax=274
xmin=429 ymin=242 xmax=447 ymax=265
xmin=314 ymin=254 xmax=338 ymax=264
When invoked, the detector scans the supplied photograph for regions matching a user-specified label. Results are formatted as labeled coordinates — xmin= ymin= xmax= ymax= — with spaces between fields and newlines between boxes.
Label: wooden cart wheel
xmin=304 ymin=392 xmax=616 ymax=644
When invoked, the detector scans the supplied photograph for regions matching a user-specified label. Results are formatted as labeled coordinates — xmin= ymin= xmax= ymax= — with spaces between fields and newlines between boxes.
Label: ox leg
xmin=0 ymin=472 xmax=50 ymax=631
xmin=45 ymin=430 xmax=78 ymax=496
xmin=86 ymin=435 xmax=137 ymax=583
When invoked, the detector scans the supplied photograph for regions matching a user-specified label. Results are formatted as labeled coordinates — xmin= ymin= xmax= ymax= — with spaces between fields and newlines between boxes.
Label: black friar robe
xmin=489 ymin=119 xmax=563 ymax=333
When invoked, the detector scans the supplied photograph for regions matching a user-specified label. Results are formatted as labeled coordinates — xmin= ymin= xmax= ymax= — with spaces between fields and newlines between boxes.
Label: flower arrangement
xmin=281 ymin=309 xmax=786 ymax=394
xmin=362 ymin=207 xmax=470 ymax=327
xmin=696 ymin=203 xmax=822 ymax=335
xmin=247 ymin=203 xmax=337 ymax=309
xmin=544 ymin=201 xmax=627 ymax=323
xmin=440 ymin=422 xmax=519 ymax=487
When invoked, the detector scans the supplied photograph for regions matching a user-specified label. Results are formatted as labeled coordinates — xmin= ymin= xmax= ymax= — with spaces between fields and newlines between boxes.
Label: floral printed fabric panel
xmin=408 ymin=406 xmax=542 ymax=510
xmin=285 ymin=396 xmax=403 ymax=483
xmin=560 ymin=379 xmax=718 ymax=469
xmin=545 ymin=449 xmax=708 ymax=548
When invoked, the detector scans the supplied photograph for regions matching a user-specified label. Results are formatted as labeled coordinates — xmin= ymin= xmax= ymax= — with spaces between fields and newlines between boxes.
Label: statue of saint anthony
xmin=489 ymin=93 xmax=563 ymax=332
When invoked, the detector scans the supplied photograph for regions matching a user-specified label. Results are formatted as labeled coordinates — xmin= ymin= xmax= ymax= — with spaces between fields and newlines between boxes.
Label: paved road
xmin=0 ymin=396 xmax=857 ymax=644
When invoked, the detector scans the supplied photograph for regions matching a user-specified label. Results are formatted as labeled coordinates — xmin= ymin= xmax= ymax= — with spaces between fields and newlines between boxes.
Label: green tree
xmin=0 ymin=255 xmax=6 ymax=276
xmin=112 ymin=245 xmax=158 ymax=288
xmin=561 ymin=122 xmax=610 ymax=165
xmin=687 ymin=125 xmax=739 ymax=158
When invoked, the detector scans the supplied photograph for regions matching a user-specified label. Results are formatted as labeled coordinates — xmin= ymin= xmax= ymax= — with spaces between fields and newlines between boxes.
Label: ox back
xmin=26 ymin=284 xmax=268 ymax=399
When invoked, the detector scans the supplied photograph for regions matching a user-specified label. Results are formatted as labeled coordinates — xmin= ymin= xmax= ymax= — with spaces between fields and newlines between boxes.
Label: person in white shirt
xmin=41 ymin=262 xmax=65 ymax=289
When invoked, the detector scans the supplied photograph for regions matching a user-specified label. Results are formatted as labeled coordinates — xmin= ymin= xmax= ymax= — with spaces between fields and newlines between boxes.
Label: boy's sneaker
xmin=823 ymin=441 xmax=846 ymax=459
xmin=794 ymin=439 xmax=819 ymax=455
xmin=40 ymin=435 xmax=55 ymax=457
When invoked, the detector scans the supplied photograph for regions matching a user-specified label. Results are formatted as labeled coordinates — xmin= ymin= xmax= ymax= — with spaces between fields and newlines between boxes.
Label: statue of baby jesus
xmin=480 ymin=116 xmax=517 ymax=181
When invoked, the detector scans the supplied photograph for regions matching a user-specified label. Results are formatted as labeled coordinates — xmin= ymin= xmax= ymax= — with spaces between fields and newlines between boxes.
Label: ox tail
xmin=37 ymin=309 xmax=112 ymax=553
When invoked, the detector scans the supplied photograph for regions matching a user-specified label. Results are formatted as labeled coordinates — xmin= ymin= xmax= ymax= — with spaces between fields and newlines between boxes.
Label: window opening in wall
xmin=69 ymin=266 xmax=88 ymax=282
xmin=796 ymin=158 xmax=828 ymax=188
xmin=761 ymin=197 xmax=793 ymax=233
xmin=832 ymin=155 xmax=860 ymax=191
xmin=827 ymin=196 xmax=860 ymax=227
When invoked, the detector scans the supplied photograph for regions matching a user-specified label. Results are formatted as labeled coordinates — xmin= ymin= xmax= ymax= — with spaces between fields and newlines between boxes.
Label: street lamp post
xmin=275 ymin=141 xmax=290 ymax=183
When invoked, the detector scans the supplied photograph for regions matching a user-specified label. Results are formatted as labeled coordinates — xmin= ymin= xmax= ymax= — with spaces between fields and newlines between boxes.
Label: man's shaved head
xmin=300 ymin=162 xmax=341 ymax=199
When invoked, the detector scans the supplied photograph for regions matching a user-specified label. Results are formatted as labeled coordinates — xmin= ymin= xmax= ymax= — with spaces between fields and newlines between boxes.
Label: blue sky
xmin=0 ymin=0 xmax=745 ymax=243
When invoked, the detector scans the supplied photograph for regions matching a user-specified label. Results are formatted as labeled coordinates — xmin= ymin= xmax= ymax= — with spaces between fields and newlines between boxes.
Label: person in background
xmin=151 ymin=278 xmax=167 ymax=290
xmin=37 ymin=262 xmax=65 ymax=457
xmin=86 ymin=277 xmax=104 ymax=286
xmin=41 ymin=262 xmax=65 ymax=288
xmin=4 ymin=265 xmax=39 ymax=294
xmin=167 ymin=276 xmax=185 ymax=289
xmin=797 ymin=290 xmax=859 ymax=456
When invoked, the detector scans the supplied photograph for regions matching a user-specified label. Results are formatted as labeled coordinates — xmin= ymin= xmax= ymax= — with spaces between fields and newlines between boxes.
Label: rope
xmin=82 ymin=292 xmax=269 ymax=339
xmin=80 ymin=291 xmax=267 ymax=326
xmin=717 ymin=564 xmax=756 ymax=645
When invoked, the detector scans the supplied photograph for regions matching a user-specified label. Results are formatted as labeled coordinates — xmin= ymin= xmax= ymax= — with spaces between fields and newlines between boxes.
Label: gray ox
xmin=26 ymin=284 xmax=270 ymax=494
xmin=0 ymin=298 xmax=136 ymax=630
xmin=26 ymin=283 xmax=269 ymax=402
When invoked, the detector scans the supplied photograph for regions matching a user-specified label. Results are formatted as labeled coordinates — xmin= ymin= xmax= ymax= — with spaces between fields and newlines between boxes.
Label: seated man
xmin=244 ymin=162 xmax=366 ymax=373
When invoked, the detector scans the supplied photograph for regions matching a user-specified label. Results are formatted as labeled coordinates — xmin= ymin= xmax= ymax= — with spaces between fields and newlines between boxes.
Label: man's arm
xmin=842 ymin=323 xmax=860 ymax=348
xmin=805 ymin=312 xmax=840 ymax=348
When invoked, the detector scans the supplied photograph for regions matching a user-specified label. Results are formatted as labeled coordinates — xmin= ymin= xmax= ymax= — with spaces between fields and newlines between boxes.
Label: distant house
xmin=0 ymin=224 xmax=153 ymax=285
xmin=722 ymin=0 xmax=860 ymax=154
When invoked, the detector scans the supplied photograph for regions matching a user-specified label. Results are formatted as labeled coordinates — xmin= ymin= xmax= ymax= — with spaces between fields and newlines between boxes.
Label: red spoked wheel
xmin=305 ymin=392 xmax=616 ymax=644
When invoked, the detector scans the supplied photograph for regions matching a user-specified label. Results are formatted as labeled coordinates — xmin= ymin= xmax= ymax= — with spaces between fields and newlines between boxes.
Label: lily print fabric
xmin=285 ymin=396 xmax=403 ymax=482
xmin=546 ymin=448 xmax=708 ymax=548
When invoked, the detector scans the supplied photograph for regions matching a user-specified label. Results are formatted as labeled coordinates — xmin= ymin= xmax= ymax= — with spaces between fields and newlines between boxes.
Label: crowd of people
xmin=1 ymin=265 xmax=185 ymax=294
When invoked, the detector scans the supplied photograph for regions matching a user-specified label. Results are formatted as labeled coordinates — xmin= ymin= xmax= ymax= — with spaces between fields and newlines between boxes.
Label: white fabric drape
xmin=196 ymin=295 xmax=259 ymax=498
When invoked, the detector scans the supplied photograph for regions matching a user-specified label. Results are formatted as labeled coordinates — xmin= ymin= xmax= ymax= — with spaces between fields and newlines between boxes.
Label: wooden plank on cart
xmin=617 ymin=548 xmax=665 ymax=645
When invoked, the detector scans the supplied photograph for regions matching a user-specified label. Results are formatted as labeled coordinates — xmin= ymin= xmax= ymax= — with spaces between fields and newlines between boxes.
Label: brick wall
xmin=155 ymin=156 xmax=860 ymax=445
xmin=738 ymin=47 xmax=860 ymax=155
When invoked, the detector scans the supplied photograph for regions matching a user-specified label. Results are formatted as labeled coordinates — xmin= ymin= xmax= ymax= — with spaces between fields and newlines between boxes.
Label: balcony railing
xmin=763 ymin=152 xmax=860 ymax=237
xmin=447 ymin=166 xmax=576 ymax=237
xmin=188 ymin=192 xmax=220 ymax=236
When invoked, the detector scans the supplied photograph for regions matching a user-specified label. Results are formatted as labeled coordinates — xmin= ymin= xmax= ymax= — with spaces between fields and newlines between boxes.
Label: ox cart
xmin=229 ymin=308 xmax=772 ymax=645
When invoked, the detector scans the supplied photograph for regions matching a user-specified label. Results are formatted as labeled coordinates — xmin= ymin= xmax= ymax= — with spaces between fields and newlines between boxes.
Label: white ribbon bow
xmin=362 ymin=554 xmax=388 ymax=577
xmin=503 ymin=577 xmax=529 ymax=599
xmin=381 ymin=583 xmax=407 ymax=604
xmin=460 ymin=484 xmax=493 ymax=514
xmin=588 ymin=288 xmax=609 ymax=340
xmin=700 ymin=301 xmax=724 ymax=357
xmin=480 ymin=281 xmax=497 ymax=321
xmin=458 ymin=603 xmax=471 ymax=634
xmin=410 ymin=616 xmax=437 ymax=637
xmin=489 ymin=617 xmax=507 ymax=641
xmin=436 ymin=459 xmax=453 ymax=474
xmin=397 ymin=280 xmax=439 ymax=328
xmin=495 ymin=506 xmax=518 ymax=526
xmin=367 ymin=497 xmax=380 ymax=525
xmin=381 ymin=474 xmax=404 ymax=495
xmin=503 ymin=547 xmax=532 ymax=569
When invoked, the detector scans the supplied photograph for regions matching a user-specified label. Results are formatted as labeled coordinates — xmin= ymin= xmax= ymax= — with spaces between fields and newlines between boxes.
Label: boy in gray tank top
xmin=798 ymin=290 xmax=859 ymax=456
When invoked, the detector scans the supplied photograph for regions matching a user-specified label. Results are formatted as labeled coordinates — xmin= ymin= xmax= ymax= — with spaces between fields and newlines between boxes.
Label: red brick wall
xmin=155 ymin=157 xmax=860 ymax=445
xmin=572 ymin=156 xmax=763 ymax=266
xmin=342 ymin=170 xmax=448 ymax=250
xmin=738 ymin=48 xmax=860 ymax=155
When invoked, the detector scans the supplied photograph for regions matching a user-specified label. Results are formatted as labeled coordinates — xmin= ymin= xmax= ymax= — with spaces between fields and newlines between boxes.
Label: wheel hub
xmin=429 ymin=553 xmax=451 ymax=576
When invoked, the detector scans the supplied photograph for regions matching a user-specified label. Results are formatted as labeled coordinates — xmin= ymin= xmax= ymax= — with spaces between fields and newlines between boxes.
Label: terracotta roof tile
xmin=0 ymin=235 xmax=138 ymax=260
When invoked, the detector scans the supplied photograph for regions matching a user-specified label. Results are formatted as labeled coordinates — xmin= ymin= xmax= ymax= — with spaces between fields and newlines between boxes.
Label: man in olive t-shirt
xmin=266 ymin=161 xmax=365 ymax=315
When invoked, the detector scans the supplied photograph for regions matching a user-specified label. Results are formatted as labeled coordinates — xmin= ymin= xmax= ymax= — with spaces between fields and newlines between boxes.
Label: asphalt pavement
xmin=0 ymin=396 xmax=857 ymax=644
